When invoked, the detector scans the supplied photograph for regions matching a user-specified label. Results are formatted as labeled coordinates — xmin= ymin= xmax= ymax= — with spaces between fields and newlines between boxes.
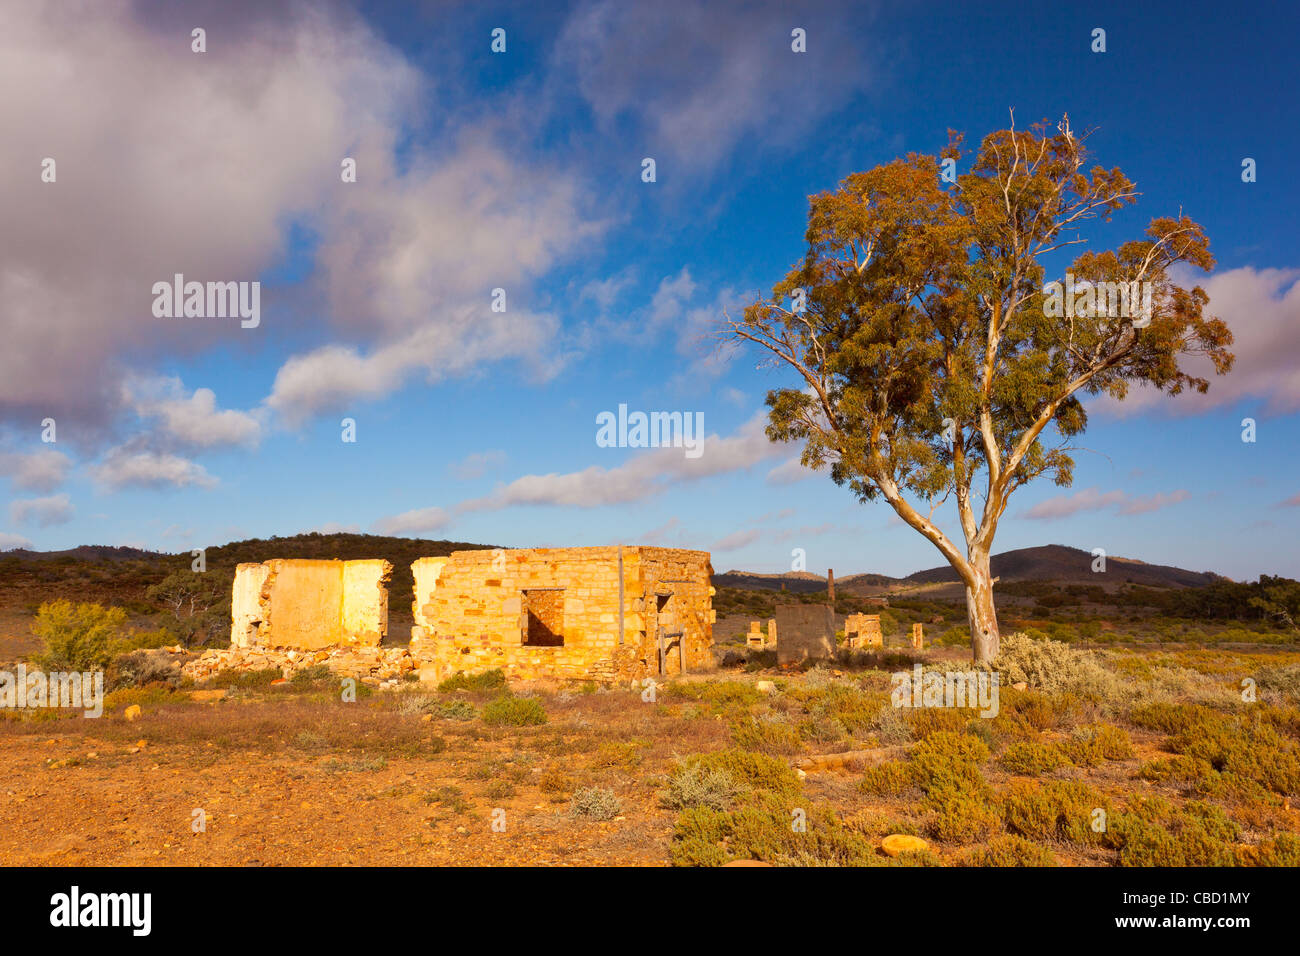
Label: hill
xmin=902 ymin=544 xmax=1223 ymax=590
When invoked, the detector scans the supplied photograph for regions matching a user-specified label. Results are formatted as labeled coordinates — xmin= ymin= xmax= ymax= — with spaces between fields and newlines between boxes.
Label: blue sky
xmin=0 ymin=0 xmax=1296 ymax=581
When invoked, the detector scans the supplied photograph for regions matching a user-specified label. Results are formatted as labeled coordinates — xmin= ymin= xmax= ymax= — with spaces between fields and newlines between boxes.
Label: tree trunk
xmin=965 ymin=550 xmax=1000 ymax=663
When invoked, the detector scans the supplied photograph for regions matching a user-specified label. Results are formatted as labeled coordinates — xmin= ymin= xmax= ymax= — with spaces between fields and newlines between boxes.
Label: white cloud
xmin=449 ymin=450 xmax=507 ymax=481
xmin=0 ymin=531 xmax=33 ymax=550
xmin=713 ymin=528 xmax=763 ymax=552
xmin=1093 ymin=267 xmax=1300 ymax=416
xmin=457 ymin=411 xmax=786 ymax=512
xmin=1023 ymin=486 xmax=1189 ymax=521
xmin=124 ymin=376 xmax=262 ymax=448
xmin=93 ymin=450 xmax=217 ymax=490
xmin=372 ymin=506 xmax=451 ymax=536
xmin=0 ymin=449 xmax=71 ymax=492
xmin=9 ymin=493 xmax=74 ymax=527
xmin=553 ymin=0 xmax=879 ymax=174
xmin=767 ymin=457 xmax=823 ymax=486
xmin=0 ymin=3 xmax=597 ymax=437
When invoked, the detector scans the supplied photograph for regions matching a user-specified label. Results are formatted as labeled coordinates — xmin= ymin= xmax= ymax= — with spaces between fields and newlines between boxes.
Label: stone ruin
xmin=746 ymin=618 xmax=777 ymax=649
xmin=844 ymin=613 xmax=883 ymax=650
xmin=184 ymin=546 xmax=715 ymax=687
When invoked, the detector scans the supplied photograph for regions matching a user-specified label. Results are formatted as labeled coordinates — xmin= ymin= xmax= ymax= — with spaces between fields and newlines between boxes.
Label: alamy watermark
xmin=596 ymin=404 xmax=704 ymax=459
xmin=151 ymin=273 xmax=260 ymax=328
xmin=0 ymin=664 xmax=103 ymax=717
xmin=891 ymin=664 xmax=999 ymax=718
xmin=1043 ymin=273 xmax=1153 ymax=328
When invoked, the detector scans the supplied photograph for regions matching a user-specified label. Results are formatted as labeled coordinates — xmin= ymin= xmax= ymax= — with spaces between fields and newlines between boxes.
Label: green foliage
xmin=999 ymin=741 xmax=1069 ymax=776
xmin=670 ymin=793 xmax=877 ymax=867
xmin=661 ymin=764 xmax=745 ymax=812
xmin=30 ymin=600 xmax=127 ymax=670
xmin=438 ymin=669 xmax=507 ymax=693
xmin=481 ymin=694 xmax=547 ymax=727
xmin=1000 ymin=780 xmax=1108 ymax=845
xmin=689 ymin=749 xmax=802 ymax=798
xmin=961 ymin=835 xmax=1058 ymax=867
xmin=860 ymin=760 xmax=914 ymax=796
xmin=730 ymin=716 xmax=801 ymax=754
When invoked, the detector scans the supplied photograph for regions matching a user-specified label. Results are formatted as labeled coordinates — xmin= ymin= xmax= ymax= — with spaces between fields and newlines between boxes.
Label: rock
xmin=755 ymin=680 xmax=776 ymax=694
xmin=124 ymin=704 xmax=142 ymax=722
xmin=881 ymin=834 xmax=929 ymax=857
xmin=794 ymin=751 xmax=871 ymax=774
xmin=135 ymin=739 xmax=147 ymax=748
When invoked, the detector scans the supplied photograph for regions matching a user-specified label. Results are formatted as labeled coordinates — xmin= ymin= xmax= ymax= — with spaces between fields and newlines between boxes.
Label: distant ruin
xmin=222 ymin=546 xmax=714 ymax=685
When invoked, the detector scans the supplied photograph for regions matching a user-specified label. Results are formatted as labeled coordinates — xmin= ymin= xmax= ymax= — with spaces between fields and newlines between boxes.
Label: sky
xmin=0 ymin=0 xmax=1297 ymax=582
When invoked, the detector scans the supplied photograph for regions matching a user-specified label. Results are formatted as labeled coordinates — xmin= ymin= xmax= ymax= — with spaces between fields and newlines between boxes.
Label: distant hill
xmin=3 ymin=544 xmax=162 ymax=562
xmin=717 ymin=545 xmax=1225 ymax=595
xmin=903 ymin=545 xmax=1223 ymax=589
xmin=714 ymin=569 xmax=899 ymax=593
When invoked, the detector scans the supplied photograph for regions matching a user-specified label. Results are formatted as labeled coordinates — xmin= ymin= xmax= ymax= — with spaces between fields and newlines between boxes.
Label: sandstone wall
xmin=410 ymin=546 xmax=714 ymax=684
xmin=230 ymin=558 xmax=391 ymax=650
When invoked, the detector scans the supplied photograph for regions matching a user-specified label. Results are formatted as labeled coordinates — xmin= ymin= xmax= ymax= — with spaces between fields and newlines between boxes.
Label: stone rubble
xmin=181 ymin=644 xmax=419 ymax=689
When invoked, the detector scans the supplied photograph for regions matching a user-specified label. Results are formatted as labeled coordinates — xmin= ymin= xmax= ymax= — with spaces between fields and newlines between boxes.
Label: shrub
xmin=291 ymin=665 xmax=333 ymax=684
xmin=482 ymin=694 xmax=547 ymax=727
xmin=1255 ymin=663 xmax=1300 ymax=701
xmin=434 ymin=698 xmax=478 ymax=721
xmin=1238 ymin=833 xmax=1300 ymax=867
xmin=1000 ymin=780 xmax=1107 ymax=845
xmin=570 ymin=786 xmax=621 ymax=820
xmin=661 ymin=764 xmax=744 ymax=811
xmin=861 ymin=760 xmax=914 ymax=797
xmin=906 ymin=707 xmax=970 ymax=739
xmin=438 ymin=669 xmax=507 ymax=693
xmin=669 ymin=793 xmax=877 ymax=867
xmin=1060 ymin=724 xmax=1134 ymax=766
xmin=1000 ymin=741 xmax=1069 ymax=776
xmin=104 ymin=649 xmax=181 ymax=691
xmin=961 ymin=835 xmax=1058 ymax=867
xmin=731 ymin=715 xmax=801 ymax=754
xmin=30 ymin=601 xmax=127 ymax=670
xmin=927 ymin=793 xmax=1001 ymax=843
xmin=909 ymin=731 xmax=990 ymax=801
xmin=204 ymin=667 xmax=283 ymax=690
xmin=993 ymin=632 xmax=1119 ymax=699
xmin=690 ymin=749 xmax=802 ymax=797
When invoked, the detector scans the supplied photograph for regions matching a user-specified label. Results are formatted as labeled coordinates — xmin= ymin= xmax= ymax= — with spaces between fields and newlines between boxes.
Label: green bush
xmin=961 ymin=835 xmax=1058 ymax=867
xmin=861 ymin=760 xmax=914 ymax=796
xmin=690 ymin=749 xmax=802 ymax=797
xmin=1000 ymin=779 xmax=1107 ymax=845
xmin=1000 ymin=741 xmax=1069 ymax=776
xmin=481 ymin=693 xmax=547 ymax=726
xmin=661 ymin=764 xmax=745 ymax=811
xmin=438 ymin=669 xmax=507 ymax=693
xmin=30 ymin=601 xmax=127 ymax=670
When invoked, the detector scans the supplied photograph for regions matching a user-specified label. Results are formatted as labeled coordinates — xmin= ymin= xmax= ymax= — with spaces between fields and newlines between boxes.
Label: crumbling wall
xmin=231 ymin=563 xmax=271 ymax=648
xmin=774 ymin=603 xmax=837 ymax=664
xmin=230 ymin=558 xmax=391 ymax=650
xmin=410 ymin=546 xmax=714 ymax=684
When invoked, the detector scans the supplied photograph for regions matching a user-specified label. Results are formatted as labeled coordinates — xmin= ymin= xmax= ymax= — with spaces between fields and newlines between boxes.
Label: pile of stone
xmin=181 ymin=644 xmax=419 ymax=689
